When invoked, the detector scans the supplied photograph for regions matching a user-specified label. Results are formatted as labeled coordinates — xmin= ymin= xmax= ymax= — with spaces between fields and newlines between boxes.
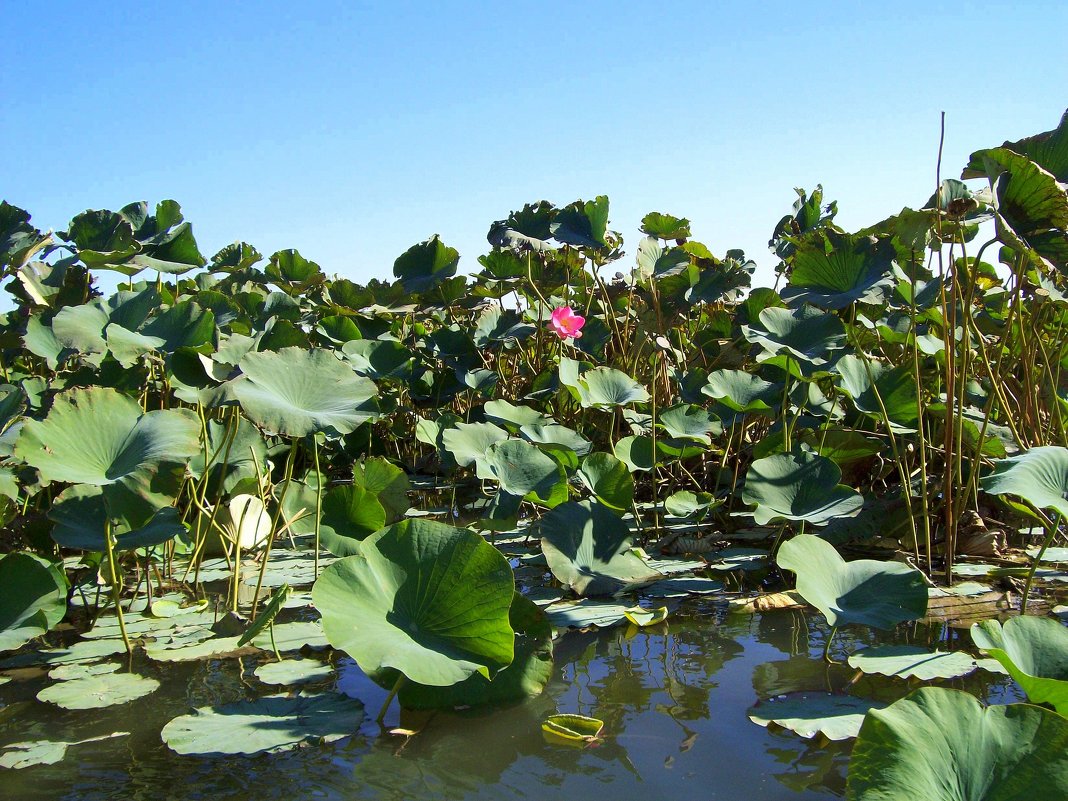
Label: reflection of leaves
xmin=766 ymin=739 xmax=850 ymax=796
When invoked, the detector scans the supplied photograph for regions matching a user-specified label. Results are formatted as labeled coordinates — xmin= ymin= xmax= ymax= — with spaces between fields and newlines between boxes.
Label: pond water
xmin=0 ymin=594 xmax=1022 ymax=801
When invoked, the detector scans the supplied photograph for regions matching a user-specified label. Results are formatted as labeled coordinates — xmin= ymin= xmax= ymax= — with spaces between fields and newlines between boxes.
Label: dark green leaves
xmin=393 ymin=235 xmax=460 ymax=294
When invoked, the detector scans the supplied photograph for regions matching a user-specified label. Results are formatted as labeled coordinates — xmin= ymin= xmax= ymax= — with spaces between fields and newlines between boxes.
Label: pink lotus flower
xmin=549 ymin=306 xmax=585 ymax=340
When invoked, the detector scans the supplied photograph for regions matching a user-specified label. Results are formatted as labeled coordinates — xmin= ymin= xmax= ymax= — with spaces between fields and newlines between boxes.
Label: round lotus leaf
xmin=342 ymin=338 xmax=414 ymax=379
xmin=483 ymin=439 xmax=561 ymax=499
xmin=254 ymin=658 xmax=334 ymax=686
xmin=980 ymin=446 xmax=1068 ymax=518
xmin=539 ymin=500 xmax=662 ymax=597
xmin=318 ymin=484 xmax=388 ymax=557
xmin=233 ymin=347 xmax=378 ymax=437
xmin=483 ymin=399 xmax=553 ymax=429
xmin=14 ymin=387 xmax=199 ymax=510
xmin=161 ymin=692 xmax=364 ymax=756
xmin=0 ymin=733 xmax=128 ymax=771
xmin=742 ymin=451 xmax=864 ymax=525
xmin=748 ymin=692 xmax=880 ymax=741
xmin=657 ymin=403 xmax=721 ymax=445
xmin=577 ymin=452 xmax=634 ymax=511
xmin=663 ymin=490 xmax=717 ymax=519
xmin=313 ymin=519 xmax=515 ymax=687
xmin=780 ymin=230 xmax=896 ymax=309
xmin=777 ymin=534 xmax=928 ymax=629
xmin=835 ymin=355 xmax=920 ymax=434
xmin=702 ymin=369 xmax=783 ymax=414
xmin=847 ymin=687 xmax=1068 ymax=800
xmin=847 ymin=646 xmax=980 ymax=681
xmin=397 ymin=592 xmax=553 ymax=710
xmin=351 ymin=457 xmax=411 ymax=520
xmin=742 ymin=304 xmax=847 ymax=364
xmin=971 ymin=616 xmax=1068 ymax=715
xmin=0 ymin=552 xmax=67 ymax=653
xmin=37 ymin=671 xmax=159 ymax=709
xmin=49 ymin=486 xmax=187 ymax=551
xmin=613 ymin=435 xmax=656 ymax=472
xmin=519 ymin=423 xmax=591 ymax=457
xmin=574 ymin=367 xmax=649 ymax=409
xmin=441 ymin=421 xmax=508 ymax=473
xmin=48 ymin=661 xmax=122 ymax=681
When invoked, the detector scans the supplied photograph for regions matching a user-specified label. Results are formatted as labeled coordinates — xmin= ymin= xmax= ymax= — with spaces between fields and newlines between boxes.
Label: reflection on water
xmin=0 ymin=603 xmax=1023 ymax=801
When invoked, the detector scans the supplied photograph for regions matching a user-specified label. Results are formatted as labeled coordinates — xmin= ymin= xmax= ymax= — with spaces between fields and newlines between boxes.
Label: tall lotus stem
xmin=103 ymin=518 xmax=132 ymax=655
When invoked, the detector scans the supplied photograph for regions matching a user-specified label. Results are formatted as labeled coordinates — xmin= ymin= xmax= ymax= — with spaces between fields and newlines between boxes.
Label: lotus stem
xmin=1022 ymin=510 xmax=1062 ymax=613
xmin=822 ymin=626 xmax=840 ymax=665
xmin=103 ymin=518 xmax=132 ymax=656
xmin=377 ymin=673 xmax=406 ymax=724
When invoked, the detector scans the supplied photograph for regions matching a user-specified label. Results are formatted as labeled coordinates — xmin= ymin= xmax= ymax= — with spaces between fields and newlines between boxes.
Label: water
xmin=0 ymin=598 xmax=1022 ymax=801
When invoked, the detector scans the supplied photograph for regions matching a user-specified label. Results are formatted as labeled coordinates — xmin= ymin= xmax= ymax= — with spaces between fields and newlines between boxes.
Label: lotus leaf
xmin=613 ymin=435 xmax=656 ymax=472
xmin=0 ymin=733 xmax=128 ymax=771
xmin=658 ymin=404 xmax=721 ymax=444
xmin=49 ymin=486 xmax=186 ymax=550
xmin=781 ymin=231 xmax=896 ymax=309
xmin=574 ymin=367 xmax=650 ymax=409
xmin=702 ymin=369 xmax=782 ymax=414
xmin=836 ymin=355 xmax=920 ymax=433
xmin=741 ymin=451 xmax=864 ymax=526
xmin=577 ymin=452 xmax=634 ymax=511
xmin=971 ymin=616 xmax=1068 ymax=714
xmin=0 ymin=552 xmax=67 ymax=653
xmin=847 ymin=645 xmax=980 ymax=681
xmin=234 ymin=347 xmax=378 ymax=437
xmin=441 ymin=422 xmax=509 ymax=474
xmin=748 ymin=692 xmax=880 ymax=740
xmin=352 ymin=457 xmax=411 ymax=520
xmin=161 ymin=693 xmax=364 ymax=756
xmin=539 ymin=500 xmax=662 ymax=596
xmin=254 ymin=658 xmax=334 ymax=686
xmin=318 ymin=485 xmax=388 ymax=556
xmin=742 ymin=305 xmax=847 ymax=364
xmin=777 ymin=534 xmax=928 ymax=628
xmin=543 ymin=599 xmax=632 ymax=629
xmin=393 ymin=235 xmax=459 ymax=294
xmin=313 ymin=519 xmax=515 ymax=687
xmin=483 ymin=439 xmax=561 ymax=500
xmin=37 ymin=671 xmax=159 ymax=709
xmin=847 ymin=687 xmax=1068 ymax=800
xmin=979 ymin=446 xmax=1068 ymax=518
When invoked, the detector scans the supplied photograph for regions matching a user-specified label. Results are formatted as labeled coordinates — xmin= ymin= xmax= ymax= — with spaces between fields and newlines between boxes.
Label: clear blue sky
xmin=3 ymin=1 xmax=1066 ymax=289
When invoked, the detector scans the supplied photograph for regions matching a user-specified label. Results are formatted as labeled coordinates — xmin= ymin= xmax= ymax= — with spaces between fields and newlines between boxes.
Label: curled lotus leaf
xmin=979 ymin=446 xmax=1068 ymax=518
xmin=971 ymin=616 xmax=1068 ymax=715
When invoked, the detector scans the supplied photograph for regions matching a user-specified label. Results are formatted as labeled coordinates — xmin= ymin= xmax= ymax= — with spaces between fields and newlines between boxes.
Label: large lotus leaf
xmin=342 ymin=338 xmax=414 ymax=379
xmin=313 ymin=519 xmax=515 ymax=686
xmin=971 ymin=616 xmax=1068 ymax=715
xmin=550 ymin=196 xmax=611 ymax=248
xmin=265 ymin=248 xmax=325 ymax=290
xmin=748 ymin=692 xmax=880 ymax=741
xmin=965 ymin=110 xmax=1068 ymax=183
xmin=0 ymin=552 xmax=67 ymax=653
xmin=141 ymin=301 xmax=215 ymax=352
xmin=657 ymin=403 xmax=721 ymax=444
xmin=847 ymin=687 xmax=1068 ymax=801
xmin=641 ymin=211 xmax=691 ymax=240
xmin=613 ymin=435 xmax=657 ymax=472
xmin=393 ymin=235 xmax=459 ymax=294
xmin=777 ymin=534 xmax=928 ymax=629
xmin=979 ymin=446 xmax=1068 ymax=518
xmin=397 ymin=592 xmax=553 ymax=709
xmin=441 ymin=422 xmax=509 ymax=475
xmin=352 ymin=457 xmax=410 ymax=521
xmin=781 ymin=231 xmax=897 ymax=309
xmin=575 ymin=367 xmax=649 ymax=409
xmin=847 ymin=645 xmax=980 ymax=681
xmin=742 ymin=304 xmax=847 ymax=364
xmin=741 ymin=451 xmax=863 ymax=526
xmin=49 ymin=485 xmax=186 ymax=550
xmin=318 ymin=485 xmax=388 ymax=557
xmin=702 ymin=369 xmax=782 ymax=414
xmin=483 ymin=399 xmax=554 ymax=429
xmin=37 ymin=671 xmax=159 ymax=709
xmin=635 ymin=236 xmax=690 ymax=279
xmin=519 ymin=423 xmax=591 ymax=457
xmin=835 ymin=354 xmax=920 ymax=433
xmin=161 ymin=693 xmax=364 ymax=756
xmin=64 ymin=209 xmax=140 ymax=271
xmin=0 ymin=733 xmax=128 ymax=771
xmin=186 ymin=417 xmax=267 ymax=497
xmin=14 ymin=387 xmax=198 ymax=510
xmin=577 ymin=452 xmax=634 ymax=511
xmin=539 ymin=500 xmax=662 ymax=596
xmin=234 ymin=347 xmax=379 ymax=437
xmin=484 ymin=439 xmax=561 ymax=501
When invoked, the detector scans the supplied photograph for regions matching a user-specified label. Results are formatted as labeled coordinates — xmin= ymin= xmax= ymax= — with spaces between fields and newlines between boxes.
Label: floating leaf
xmin=543 ymin=599 xmax=632 ymax=629
xmin=161 ymin=693 xmax=364 ymax=756
xmin=847 ymin=687 xmax=1068 ymax=800
xmin=254 ymin=658 xmax=334 ymax=687
xmin=623 ymin=606 xmax=669 ymax=627
xmin=542 ymin=714 xmax=604 ymax=747
xmin=0 ymin=733 xmax=128 ymax=771
xmin=37 ymin=671 xmax=159 ymax=710
xmin=748 ymin=692 xmax=880 ymax=740
xmin=777 ymin=534 xmax=928 ymax=629
xmin=847 ymin=646 xmax=980 ymax=681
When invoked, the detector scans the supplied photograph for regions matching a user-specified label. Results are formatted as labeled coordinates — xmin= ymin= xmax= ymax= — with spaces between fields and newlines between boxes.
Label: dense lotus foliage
xmin=1 ymin=111 xmax=1068 ymax=793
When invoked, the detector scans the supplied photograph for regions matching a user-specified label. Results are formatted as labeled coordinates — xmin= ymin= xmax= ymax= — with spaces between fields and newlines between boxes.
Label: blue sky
xmin=3 ymin=1 xmax=1066 ymax=289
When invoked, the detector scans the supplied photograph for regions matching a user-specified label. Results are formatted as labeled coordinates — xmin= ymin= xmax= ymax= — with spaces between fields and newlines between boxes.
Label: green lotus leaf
xmin=140 ymin=301 xmax=215 ymax=353
xmin=472 ymin=306 xmax=535 ymax=346
xmin=352 ymin=457 xmax=410 ymax=521
xmin=742 ymin=304 xmax=847 ymax=364
xmin=543 ymin=599 xmax=632 ymax=629
xmin=657 ymin=403 xmax=721 ymax=444
xmin=483 ymin=399 xmax=554 ymax=430
xmin=663 ymin=490 xmax=718 ymax=519
xmin=14 ymin=387 xmax=198 ymax=513
xmin=965 ymin=109 xmax=1068 ymax=183
xmin=539 ymin=500 xmax=662 ymax=596
xmin=577 ymin=452 xmax=634 ymax=511
xmin=635 ymin=236 xmax=690 ymax=279
xmin=396 ymin=592 xmax=553 ymax=710
xmin=187 ymin=416 xmax=267 ymax=497
xmin=519 ymin=423 xmax=591 ymax=457
xmin=550 ymin=196 xmax=611 ymax=248
xmin=0 ymin=552 xmax=67 ymax=653
xmin=847 ymin=645 xmax=980 ymax=681
xmin=441 ymin=422 xmax=509 ymax=476
xmin=797 ymin=427 xmax=882 ymax=465
xmin=161 ymin=693 xmax=364 ymax=756
xmin=104 ymin=323 xmax=165 ymax=366
xmin=741 ymin=451 xmax=863 ymax=526
xmin=640 ymin=211 xmax=691 ymax=240
xmin=782 ymin=230 xmax=897 ymax=309
xmin=777 ymin=533 xmax=928 ymax=628
xmin=835 ymin=354 xmax=920 ymax=433
xmin=37 ymin=671 xmax=159 ymax=710
xmin=0 ymin=733 xmax=128 ymax=771
xmin=574 ymin=367 xmax=649 ymax=409
xmin=748 ymin=692 xmax=880 ymax=741
xmin=64 ymin=208 xmax=140 ymax=271
xmin=847 ymin=687 xmax=1068 ymax=800
xmin=318 ymin=485 xmax=388 ymax=557
xmin=979 ymin=446 xmax=1068 ymax=518
xmin=265 ymin=248 xmax=325 ymax=290
xmin=642 ymin=576 xmax=723 ymax=598
xmin=702 ymin=369 xmax=782 ymax=414
xmin=49 ymin=485 xmax=186 ymax=550
xmin=613 ymin=435 xmax=656 ymax=472
xmin=342 ymin=338 xmax=414 ymax=379
xmin=393 ymin=235 xmax=459 ymax=294
xmin=254 ymin=657 xmax=334 ymax=687
xmin=705 ymin=547 xmax=769 ymax=572
xmin=313 ymin=519 xmax=515 ymax=686
xmin=971 ymin=616 xmax=1068 ymax=714
xmin=234 ymin=347 xmax=379 ymax=437
xmin=210 ymin=240 xmax=262 ymax=271
xmin=484 ymin=439 xmax=561 ymax=500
